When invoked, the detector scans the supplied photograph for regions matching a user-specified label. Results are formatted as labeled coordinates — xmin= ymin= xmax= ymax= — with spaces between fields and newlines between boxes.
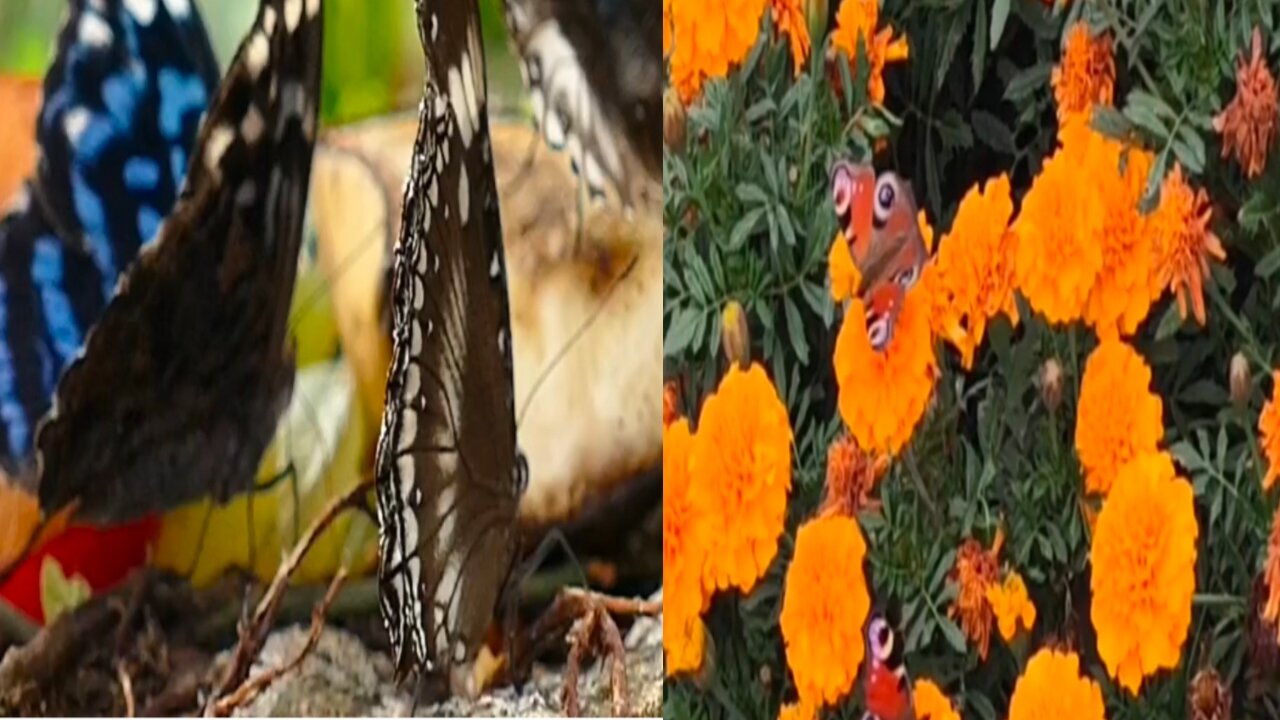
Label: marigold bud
xmin=1040 ymin=358 xmax=1064 ymax=413
xmin=663 ymin=87 xmax=686 ymax=153
xmin=1230 ymin=352 xmax=1251 ymax=410
xmin=721 ymin=300 xmax=751 ymax=370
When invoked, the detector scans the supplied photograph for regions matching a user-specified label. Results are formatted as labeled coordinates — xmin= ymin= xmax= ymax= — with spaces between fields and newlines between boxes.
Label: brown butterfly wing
xmin=34 ymin=0 xmax=323 ymax=524
xmin=857 ymin=174 xmax=927 ymax=297
xmin=374 ymin=0 xmax=527 ymax=687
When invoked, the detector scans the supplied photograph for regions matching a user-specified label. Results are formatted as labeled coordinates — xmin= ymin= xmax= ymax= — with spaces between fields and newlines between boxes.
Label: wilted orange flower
xmin=1214 ymin=27 xmax=1277 ymax=178
xmin=829 ymin=0 xmax=910 ymax=105
xmin=777 ymin=700 xmax=817 ymax=720
xmin=829 ymin=231 xmax=862 ymax=303
xmin=917 ymin=208 xmax=935 ymax=252
xmin=834 ymin=280 xmax=937 ymax=455
xmin=780 ymin=515 xmax=871 ymax=707
xmin=949 ymin=529 xmax=1003 ymax=659
xmin=1083 ymin=141 xmax=1159 ymax=338
xmin=663 ymin=0 xmax=673 ymax=59
xmin=689 ymin=363 xmax=793 ymax=596
xmin=1260 ymin=370 xmax=1280 ymax=491
xmin=663 ymin=380 xmax=680 ymax=428
xmin=1262 ymin=504 xmax=1280 ymax=643
xmin=1014 ymin=119 xmax=1106 ymax=325
xmin=1075 ymin=338 xmax=1164 ymax=495
xmin=771 ymin=0 xmax=811 ymax=74
xmin=669 ymin=0 xmax=769 ymax=104
xmin=913 ymin=679 xmax=960 ymax=720
xmin=1092 ymin=450 xmax=1198 ymax=694
xmin=1051 ymin=21 xmax=1115 ymax=125
xmin=987 ymin=571 xmax=1037 ymax=641
xmin=663 ymin=419 xmax=708 ymax=676
xmin=1149 ymin=163 xmax=1225 ymax=326
xmin=821 ymin=433 xmax=889 ymax=517
xmin=1008 ymin=649 xmax=1106 ymax=720
xmin=928 ymin=173 xmax=1019 ymax=368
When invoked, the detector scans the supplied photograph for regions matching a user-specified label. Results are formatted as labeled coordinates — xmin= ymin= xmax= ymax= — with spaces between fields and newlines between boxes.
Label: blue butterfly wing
xmin=33 ymin=0 xmax=220 ymax=289
xmin=0 ymin=0 xmax=218 ymax=471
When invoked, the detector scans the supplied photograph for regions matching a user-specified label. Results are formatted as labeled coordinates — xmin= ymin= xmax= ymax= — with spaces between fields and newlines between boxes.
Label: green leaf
xmin=665 ymin=308 xmax=700 ymax=357
xmin=971 ymin=0 xmax=989 ymax=90
xmin=40 ymin=556 xmax=91 ymax=625
xmin=1172 ymin=126 xmax=1207 ymax=174
xmin=783 ymin=295 xmax=810 ymax=364
xmin=938 ymin=616 xmax=968 ymax=653
xmin=1153 ymin=301 xmax=1183 ymax=341
xmin=1256 ymin=247 xmax=1280 ymax=278
xmin=1003 ymin=62 xmax=1051 ymax=103
xmin=989 ymin=0 xmax=1011 ymax=51
xmin=1090 ymin=106 xmax=1133 ymax=140
xmin=971 ymin=110 xmax=1014 ymax=154
xmin=736 ymin=182 xmax=769 ymax=206
xmin=728 ymin=207 xmax=764 ymax=251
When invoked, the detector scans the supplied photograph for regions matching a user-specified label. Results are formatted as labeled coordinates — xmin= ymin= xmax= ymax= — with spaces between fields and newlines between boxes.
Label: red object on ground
xmin=0 ymin=518 xmax=160 ymax=625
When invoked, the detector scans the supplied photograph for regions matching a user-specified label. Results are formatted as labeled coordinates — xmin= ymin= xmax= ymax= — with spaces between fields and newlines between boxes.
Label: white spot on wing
xmin=78 ymin=12 xmax=113 ymax=48
xmin=123 ymin=0 xmax=157 ymax=25
xmin=204 ymin=124 xmax=235 ymax=176
xmin=306 ymin=0 xmax=320 ymax=18
xmin=457 ymin=163 xmax=469 ymax=226
xmin=284 ymin=0 xmax=302 ymax=32
xmin=262 ymin=5 xmax=277 ymax=35
xmin=162 ymin=0 xmax=190 ymax=19
xmin=240 ymin=104 xmax=265 ymax=143
xmin=63 ymin=107 xmax=91 ymax=145
xmin=245 ymin=31 xmax=269 ymax=78
xmin=447 ymin=66 xmax=474 ymax=148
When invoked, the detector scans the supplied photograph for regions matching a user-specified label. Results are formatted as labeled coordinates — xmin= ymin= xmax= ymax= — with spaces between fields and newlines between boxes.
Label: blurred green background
xmin=0 ymin=0 xmax=527 ymax=126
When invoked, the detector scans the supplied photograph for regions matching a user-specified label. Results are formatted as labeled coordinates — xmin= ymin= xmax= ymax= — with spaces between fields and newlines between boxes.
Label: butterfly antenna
xmin=514 ymin=250 xmax=640 ymax=431
xmin=183 ymin=499 xmax=218 ymax=579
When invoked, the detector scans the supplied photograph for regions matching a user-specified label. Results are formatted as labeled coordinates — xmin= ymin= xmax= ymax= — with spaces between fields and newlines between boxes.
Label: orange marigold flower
xmin=1262 ymin=503 xmax=1280 ymax=645
xmin=928 ymin=173 xmax=1019 ymax=368
xmin=1149 ymin=163 xmax=1226 ymax=326
xmin=770 ymin=0 xmax=811 ymax=74
xmin=913 ymin=678 xmax=960 ymax=720
xmin=1008 ymin=648 xmax=1106 ymax=720
xmin=821 ymin=433 xmax=889 ymax=517
xmin=986 ymin=571 xmax=1037 ymax=641
xmin=949 ymin=530 xmax=1003 ymax=659
xmin=1214 ymin=27 xmax=1278 ymax=178
xmin=780 ymin=515 xmax=871 ymax=707
xmin=834 ymin=280 xmax=937 ymax=455
xmin=1014 ymin=118 xmax=1106 ymax=325
xmin=663 ymin=419 xmax=709 ymax=676
xmin=1075 ymin=338 xmax=1164 ymax=495
xmin=663 ymin=380 xmax=680 ymax=428
xmin=829 ymin=231 xmax=862 ymax=303
xmin=669 ymin=0 xmax=769 ymax=104
xmin=1083 ymin=140 xmax=1159 ymax=338
xmin=829 ymin=0 xmax=910 ymax=105
xmin=777 ymin=699 xmax=817 ymax=720
xmin=1260 ymin=370 xmax=1280 ymax=491
xmin=1091 ymin=450 xmax=1198 ymax=694
xmin=689 ymin=363 xmax=793 ymax=596
xmin=1051 ymin=22 xmax=1115 ymax=125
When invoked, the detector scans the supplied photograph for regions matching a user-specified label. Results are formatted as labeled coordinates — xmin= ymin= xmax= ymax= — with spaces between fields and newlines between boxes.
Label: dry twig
xmin=527 ymin=587 xmax=660 ymax=717
xmin=116 ymin=661 xmax=135 ymax=718
xmin=208 ymin=569 xmax=348 ymax=716
xmin=203 ymin=477 xmax=374 ymax=716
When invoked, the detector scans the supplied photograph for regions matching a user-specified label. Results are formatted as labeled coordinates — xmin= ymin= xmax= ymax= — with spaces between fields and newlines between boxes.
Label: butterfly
xmin=830 ymin=161 xmax=928 ymax=352
xmin=863 ymin=610 xmax=916 ymax=720
xmin=500 ymin=0 xmax=662 ymax=208
xmin=32 ymin=0 xmax=325 ymax=525
xmin=374 ymin=0 xmax=528 ymax=699
xmin=0 ymin=0 xmax=220 ymax=475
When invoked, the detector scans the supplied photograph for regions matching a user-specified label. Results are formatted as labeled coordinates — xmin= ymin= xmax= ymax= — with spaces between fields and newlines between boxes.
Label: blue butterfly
xmin=0 ymin=0 xmax=219 ymax=470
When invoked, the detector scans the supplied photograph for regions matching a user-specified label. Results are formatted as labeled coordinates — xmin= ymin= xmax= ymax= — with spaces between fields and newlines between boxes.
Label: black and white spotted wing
xmin=33 ymin=0 xmax=324 ymax=524
xmin=502 ymin=0 xmax=661 ymax=207
xmin=374 ymin=0 xmax=528 ymax=693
